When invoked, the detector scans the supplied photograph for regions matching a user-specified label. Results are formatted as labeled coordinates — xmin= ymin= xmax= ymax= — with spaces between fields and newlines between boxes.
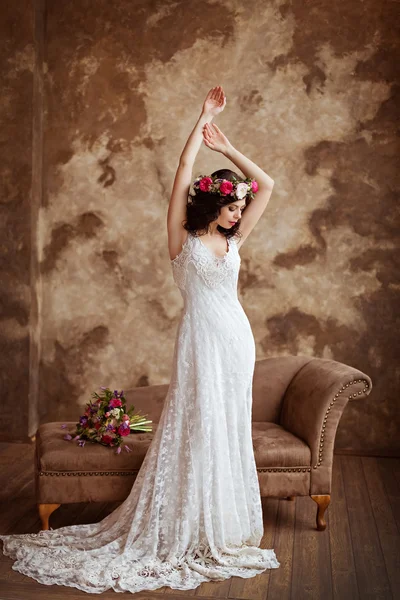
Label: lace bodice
xmin=171 ymin=232 xmax=241 ymax=291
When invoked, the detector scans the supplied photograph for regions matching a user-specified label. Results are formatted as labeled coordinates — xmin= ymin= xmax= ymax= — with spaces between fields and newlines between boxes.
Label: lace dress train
xmin=0 ymin=231 xmax=280 ymax=594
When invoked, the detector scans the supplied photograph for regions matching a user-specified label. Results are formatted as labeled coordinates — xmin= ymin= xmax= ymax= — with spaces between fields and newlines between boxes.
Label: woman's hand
xmin=202 ymin=122 xmax=232 ymax=154
xmin=202 ymin=86 xmax=226 ymax=118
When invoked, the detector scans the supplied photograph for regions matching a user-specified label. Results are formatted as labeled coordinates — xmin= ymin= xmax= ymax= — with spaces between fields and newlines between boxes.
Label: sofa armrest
xmin=279 ymin=357 xmax=372 ymax=469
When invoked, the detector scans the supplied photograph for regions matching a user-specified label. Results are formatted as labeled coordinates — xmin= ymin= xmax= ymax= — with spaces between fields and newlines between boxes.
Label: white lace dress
xmin=0 ymin=231 xmax=280 ymax=594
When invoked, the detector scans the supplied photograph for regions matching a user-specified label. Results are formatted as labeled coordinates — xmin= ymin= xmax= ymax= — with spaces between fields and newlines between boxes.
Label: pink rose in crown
xmin=199 ymin=177 xmax=213 ymax=192
xmin=109 ymin=398 xmax=122 ymax=408
xmin=251 ymin=180 xmax=259 ymax=193
xmin=219 ymin=180 xmax=233 ymax=195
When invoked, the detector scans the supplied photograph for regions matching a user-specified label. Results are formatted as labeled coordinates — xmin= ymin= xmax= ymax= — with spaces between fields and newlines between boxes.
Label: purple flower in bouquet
xmin=106 ymin=424 xmax=116 ymax=432
xmin=79 ymin=416 xmax=88 ymax=426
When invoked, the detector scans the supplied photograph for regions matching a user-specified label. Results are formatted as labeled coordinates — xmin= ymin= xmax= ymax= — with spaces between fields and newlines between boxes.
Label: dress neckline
xmin=196 ymin=234 xmax=230 ymax=260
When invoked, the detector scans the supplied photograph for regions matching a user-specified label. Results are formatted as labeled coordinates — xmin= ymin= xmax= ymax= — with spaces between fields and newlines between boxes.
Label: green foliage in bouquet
xmin=62 ymin=387 xmax=153 ymax=454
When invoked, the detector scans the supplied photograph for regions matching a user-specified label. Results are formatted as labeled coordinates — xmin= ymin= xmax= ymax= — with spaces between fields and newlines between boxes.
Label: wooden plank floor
xmin=0 ymin=443 xmax=398 ymax=600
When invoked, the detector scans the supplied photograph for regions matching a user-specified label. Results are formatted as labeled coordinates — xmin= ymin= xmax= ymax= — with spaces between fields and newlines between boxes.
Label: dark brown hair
xmin=183 ymin=169 xmax=251 ymax=238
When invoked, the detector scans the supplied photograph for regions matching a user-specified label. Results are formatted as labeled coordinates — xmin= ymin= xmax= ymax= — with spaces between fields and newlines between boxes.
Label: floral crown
xmin=192 ymin=174 xmax=259 ymax=201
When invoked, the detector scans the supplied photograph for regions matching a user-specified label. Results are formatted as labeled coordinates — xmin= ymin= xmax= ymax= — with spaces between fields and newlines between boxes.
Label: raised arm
xmin=202 ymin=122 xmax=274 ymax=248
xmin=167 ymin=87 xmax=226 ymax=261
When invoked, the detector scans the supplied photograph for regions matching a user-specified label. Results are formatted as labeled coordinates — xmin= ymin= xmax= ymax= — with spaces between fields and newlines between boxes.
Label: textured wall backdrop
xmin=1 ymin=0 xmax=399 ymax=453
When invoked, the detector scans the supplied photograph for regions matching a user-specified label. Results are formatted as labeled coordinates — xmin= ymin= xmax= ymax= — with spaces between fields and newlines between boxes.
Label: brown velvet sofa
xmin=35 ymin=355 xmax=372 ymax=531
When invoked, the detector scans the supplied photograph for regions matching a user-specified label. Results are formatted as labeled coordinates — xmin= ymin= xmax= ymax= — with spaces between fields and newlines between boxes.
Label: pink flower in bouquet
xmin=220 ymin=180 xmax=233 ymax=195
xmin=199 ymin=176 xmax=213 ymax=192
xmin=251 ymin=180 xmax=259 ymax=193
xmin=101 ymin=434 xmax=114 ymax=445
xmin=122 ymin=414 xmax=130 ymax=421
xmin=105 ymin=412 xmax=111 ymax=417
xmin=109 ymin=398 xmax=122 ymax=408
xmin=118 ymin=423 xmax=130 ymax=437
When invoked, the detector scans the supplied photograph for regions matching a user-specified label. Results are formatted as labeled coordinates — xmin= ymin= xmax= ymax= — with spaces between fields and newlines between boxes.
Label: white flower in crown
xmin=235 ymin=182 xmax=250 ymax=200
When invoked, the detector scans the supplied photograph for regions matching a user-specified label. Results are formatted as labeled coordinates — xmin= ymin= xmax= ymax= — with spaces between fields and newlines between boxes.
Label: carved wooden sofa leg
xmin=311 ymin=494 xmax=331 ymax=531
xmin=38 ymin=503 xmax=61 ymax=531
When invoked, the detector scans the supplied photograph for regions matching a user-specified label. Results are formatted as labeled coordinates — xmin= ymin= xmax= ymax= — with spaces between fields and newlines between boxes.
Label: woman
xmin=0 ymin=86 xmax=279 ymax=594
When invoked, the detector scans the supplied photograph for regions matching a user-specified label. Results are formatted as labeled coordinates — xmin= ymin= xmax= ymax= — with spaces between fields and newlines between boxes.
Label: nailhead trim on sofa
xmin=313 ymin=378 xmax=370 ymax=470
xmin=39 ymin=466 xmax=313 ymax=476
xmin=39 ymin=471 xmax=140 ymax=476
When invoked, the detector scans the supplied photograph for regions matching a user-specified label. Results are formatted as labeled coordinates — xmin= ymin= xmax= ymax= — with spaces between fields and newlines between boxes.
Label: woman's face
xmin=217 ymin=200 xmax=246 ymax=228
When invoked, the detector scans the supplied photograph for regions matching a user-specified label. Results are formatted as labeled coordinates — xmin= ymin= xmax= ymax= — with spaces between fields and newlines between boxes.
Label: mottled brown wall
xmin=0 ymin=1 xmax=37 ymax=441
xmin=1 ymin=0 xmax=399 ymax=453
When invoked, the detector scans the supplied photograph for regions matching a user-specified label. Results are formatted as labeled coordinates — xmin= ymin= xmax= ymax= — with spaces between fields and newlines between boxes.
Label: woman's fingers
xmin=210 ymin=85 xmax=223 ymax=102
xmin=203 ymin=127 xmax=214 ymax=144
xmin=205 ymin=86 xmax=216 ymax=102
xmin=205 ymin=122 xmax=220 ymax=137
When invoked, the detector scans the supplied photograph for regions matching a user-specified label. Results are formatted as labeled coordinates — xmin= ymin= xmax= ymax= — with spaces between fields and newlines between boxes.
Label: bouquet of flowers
xmin=62 ymin=387 xmax=153 ymax=454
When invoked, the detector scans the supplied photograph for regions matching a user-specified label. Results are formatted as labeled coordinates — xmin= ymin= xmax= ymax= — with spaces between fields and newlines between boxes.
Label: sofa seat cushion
xmin=252 ymin=422 xmax=311 ymax=467
xmin=37 ymin=421 xmax=158 ymax=473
